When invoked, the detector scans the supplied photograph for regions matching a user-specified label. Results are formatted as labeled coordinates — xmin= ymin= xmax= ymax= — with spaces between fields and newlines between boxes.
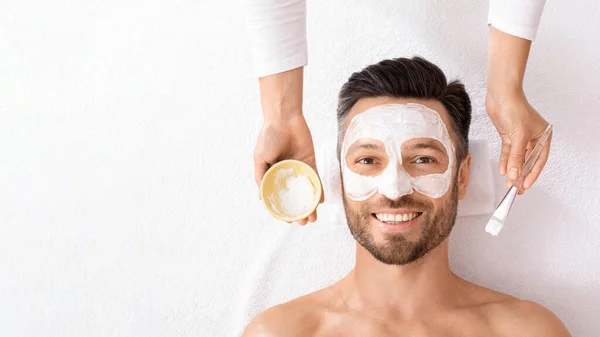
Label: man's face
xmin=340 ymin=97 xmax=469 ymax=265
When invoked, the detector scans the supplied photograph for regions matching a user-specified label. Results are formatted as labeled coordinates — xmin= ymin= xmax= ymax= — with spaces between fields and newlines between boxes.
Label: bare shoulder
xmin=241 ymin=293 xmax=324 ymax=337
xmin=483 ymin=296 xmax=570 ymax=337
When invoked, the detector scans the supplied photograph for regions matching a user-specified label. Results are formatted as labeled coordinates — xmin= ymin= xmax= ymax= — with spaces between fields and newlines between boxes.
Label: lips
xmin=372 ymin=211 xmax=424 ymax=231
xmin=374 ymin=212 xmax=421 ymax=223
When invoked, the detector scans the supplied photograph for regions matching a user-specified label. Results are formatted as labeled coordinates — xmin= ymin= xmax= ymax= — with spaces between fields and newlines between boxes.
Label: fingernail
xmin=509 ymin=168 xmax=518 ymax=180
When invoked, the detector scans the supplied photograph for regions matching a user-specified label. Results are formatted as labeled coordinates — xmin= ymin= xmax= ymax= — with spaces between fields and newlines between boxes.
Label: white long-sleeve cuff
xmin=244 ymin=0 xmax=308 ymax=77
xmin=488 ymin=0 xmax=546 ymax=41
xmin=252 ymin=47 xmax=307 ymax=78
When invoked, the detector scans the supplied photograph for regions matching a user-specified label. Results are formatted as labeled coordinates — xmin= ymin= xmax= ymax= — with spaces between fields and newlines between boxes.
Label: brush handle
xmin=514 ymin=124 xmax=553 ymax=189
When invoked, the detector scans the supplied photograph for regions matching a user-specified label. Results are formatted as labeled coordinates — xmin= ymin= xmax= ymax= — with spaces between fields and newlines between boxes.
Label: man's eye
xmin=358 ymin=158 xmax=376 ymax=165
xmin=415 ymin=157 xmax=435 ymax=164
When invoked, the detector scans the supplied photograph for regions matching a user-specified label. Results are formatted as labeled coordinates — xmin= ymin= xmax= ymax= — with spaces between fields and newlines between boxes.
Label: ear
xmin=457 ymin=153 xmax=472 ymax=200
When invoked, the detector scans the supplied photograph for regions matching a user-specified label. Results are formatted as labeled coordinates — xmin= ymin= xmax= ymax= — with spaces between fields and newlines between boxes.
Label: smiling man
xmin=243 ymin=57 xmax=569 ymax=337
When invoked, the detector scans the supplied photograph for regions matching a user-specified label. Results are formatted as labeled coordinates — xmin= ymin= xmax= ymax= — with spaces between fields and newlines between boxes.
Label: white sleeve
xmin=244 ymin=0 xmax=307 ymax=77
xmin=488 ymin=0 xmax=546 ymax=41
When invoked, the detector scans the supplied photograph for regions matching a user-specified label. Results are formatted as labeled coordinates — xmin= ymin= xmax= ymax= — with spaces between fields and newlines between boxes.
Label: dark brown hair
xmin=337 ymin=56 xmax=472 ymax=162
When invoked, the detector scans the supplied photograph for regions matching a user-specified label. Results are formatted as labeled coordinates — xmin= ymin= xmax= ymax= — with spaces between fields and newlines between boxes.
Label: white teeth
xmin=376 ymin=212 xmax=420 ymax=223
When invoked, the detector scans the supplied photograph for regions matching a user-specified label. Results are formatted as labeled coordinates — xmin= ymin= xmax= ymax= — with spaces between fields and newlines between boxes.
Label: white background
xmin=1 ymin=0 xmax=599 ymax=336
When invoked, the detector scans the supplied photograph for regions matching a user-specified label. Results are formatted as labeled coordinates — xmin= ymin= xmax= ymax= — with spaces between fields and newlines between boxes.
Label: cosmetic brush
xmin=485 ymin=124 xmax=553 ymax=236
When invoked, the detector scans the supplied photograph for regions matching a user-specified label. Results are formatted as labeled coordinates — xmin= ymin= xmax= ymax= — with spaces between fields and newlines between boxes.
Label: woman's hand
xmin=487 ymin=26 xmax=552 ymax=194
xmin=254 ymin=67 xmax=323 ymax=225
xmin=254 ymin=114 xmax=322 ymax=224
xmin=486 ymin=90 xmax=551 ymax=194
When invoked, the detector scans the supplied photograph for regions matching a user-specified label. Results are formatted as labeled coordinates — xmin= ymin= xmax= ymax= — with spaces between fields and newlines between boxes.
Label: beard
xmin=343 ymin=180 xmax=459 ymax=265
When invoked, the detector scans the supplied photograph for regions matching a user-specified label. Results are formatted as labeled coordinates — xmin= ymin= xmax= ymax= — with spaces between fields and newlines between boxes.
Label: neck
xmin=343 ymin=239 xmax=462 ymax=319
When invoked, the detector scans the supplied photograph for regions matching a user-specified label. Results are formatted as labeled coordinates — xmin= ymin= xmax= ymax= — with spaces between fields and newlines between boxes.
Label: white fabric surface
xmin=3 ymin=1 xmax=600 ymax=335
xmin=244 ymin=0 xmax=546 ymax=77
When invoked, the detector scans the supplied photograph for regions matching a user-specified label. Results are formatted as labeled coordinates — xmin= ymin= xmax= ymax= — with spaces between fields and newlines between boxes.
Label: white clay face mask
xmin=268 ymin=168 xmax=316 ymax=218
xmin=340 ymin=103 xmax=455 ymax=201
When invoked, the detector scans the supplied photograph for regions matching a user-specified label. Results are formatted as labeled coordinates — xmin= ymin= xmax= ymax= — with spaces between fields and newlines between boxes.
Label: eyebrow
xmin=404 ymin=141 xmax=446 ymax=155
xmin=356 ymin=143 xmax=381 ymax=150
xmin=347 ymin=143 xmax=384 ymax=154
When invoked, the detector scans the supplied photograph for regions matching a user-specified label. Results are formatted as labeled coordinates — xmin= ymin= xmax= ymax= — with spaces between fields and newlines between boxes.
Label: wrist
xmin=487 ymin=26 xmax=530 ymax=99
xmin=259 ymin=67 xmax=304 ymax=122
xmin=263 ymin=110 xmax=304 ymax=126
xmin=262 ymin=106 xmax=303 ymax=122
xmin=487 ymin=82 xmax=525 ymax=102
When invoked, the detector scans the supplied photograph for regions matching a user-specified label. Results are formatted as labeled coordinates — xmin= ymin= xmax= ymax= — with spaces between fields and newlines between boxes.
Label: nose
xmin=378 ymin=165 xmax=413 ymax=200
